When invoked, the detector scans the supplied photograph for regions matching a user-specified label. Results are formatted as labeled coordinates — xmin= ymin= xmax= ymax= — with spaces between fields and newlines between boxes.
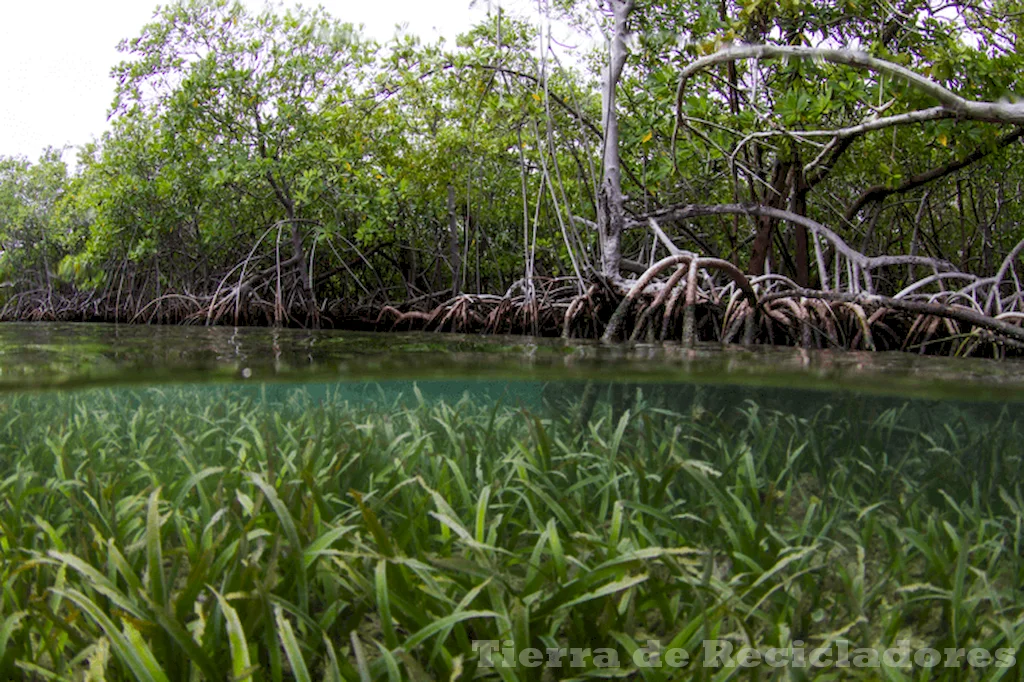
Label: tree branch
xmin=676 ymin=44 xmax=1024 ymax=124
xmin=845 ymin=126 xmax=1024 ymax=220
xmin=631 ymin=203 xmax=959 ymax=275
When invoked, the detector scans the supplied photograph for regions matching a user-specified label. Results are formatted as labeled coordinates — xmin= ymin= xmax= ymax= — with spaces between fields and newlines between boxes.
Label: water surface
xmin=3 ymin=321 xmax=1024 ymax=401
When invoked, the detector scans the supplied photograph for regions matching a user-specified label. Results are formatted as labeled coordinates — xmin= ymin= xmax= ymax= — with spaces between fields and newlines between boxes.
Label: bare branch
xmin=985 ymin=236 xmax=1024 ymax=314
xmin=647 ymin=218 xmax=694 ymax=257
xmin=632 ymin=203 xmax=958 ymax=276
xmin=676 ymin=44 xmax=1024 ymax=124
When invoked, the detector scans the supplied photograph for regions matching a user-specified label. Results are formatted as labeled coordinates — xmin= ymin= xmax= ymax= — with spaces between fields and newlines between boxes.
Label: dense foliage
xmin=1 ymin=382 xmax=1022 ymax=679
xmin=2 ymin=0 xmax=1024 ymax=327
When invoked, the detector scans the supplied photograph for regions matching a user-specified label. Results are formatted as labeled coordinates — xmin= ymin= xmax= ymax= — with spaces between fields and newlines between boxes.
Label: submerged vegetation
xmin=1 ymin=381 xmax=1023 ymax=679
xmin=2 ymin=0 xmax=1024 ymax=353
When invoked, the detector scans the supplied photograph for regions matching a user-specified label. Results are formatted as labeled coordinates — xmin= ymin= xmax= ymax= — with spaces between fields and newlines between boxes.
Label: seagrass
xmin=0 ymin=381 xmax=1022 ymax=679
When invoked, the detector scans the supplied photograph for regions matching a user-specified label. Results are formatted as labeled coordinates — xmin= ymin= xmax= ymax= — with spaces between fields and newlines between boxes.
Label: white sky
xmin=0 ymin=0 xmax=499 ymax=160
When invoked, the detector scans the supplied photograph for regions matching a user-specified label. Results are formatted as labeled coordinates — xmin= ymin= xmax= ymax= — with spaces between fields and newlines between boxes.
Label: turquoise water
xmin=2 ymin=322 xmax=1023 ymax=680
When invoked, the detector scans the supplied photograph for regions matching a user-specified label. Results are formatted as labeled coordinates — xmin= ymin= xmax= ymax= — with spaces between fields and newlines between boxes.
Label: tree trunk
xmin=791 ymin=164 xmax=810 ymax=287
xmin=448 ymin=184 xmax=460 ymax=296
xmin=747 ymin=160 xmax=792 ymax=275
xmin=597 ymin=0 xmax=633 ymax=281
xmin=266 ymin=170 xmax=318 ymax=327
xmin=288 ymin=221 xmax=318 ymax=325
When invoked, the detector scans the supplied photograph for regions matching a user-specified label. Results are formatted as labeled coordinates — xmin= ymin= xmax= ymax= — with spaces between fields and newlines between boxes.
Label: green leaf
xmin=55 ymin=589 xmax=170 ymax=682
xmin=275 ymin=606 xmax=312 ymax=682
xmin=213 ymin=589 xmax=255 ymax=682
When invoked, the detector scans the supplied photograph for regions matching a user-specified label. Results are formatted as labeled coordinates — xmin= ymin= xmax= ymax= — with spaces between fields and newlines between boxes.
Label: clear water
xmin=2 ymin=322 xmax=1023 ymax=680
xmin=4 ymin=321 xmax=1024 ymax=399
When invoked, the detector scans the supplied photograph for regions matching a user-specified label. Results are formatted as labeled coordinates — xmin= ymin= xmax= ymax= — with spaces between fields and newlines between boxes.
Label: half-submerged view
xmin=3 ymin=0 xmax=1024 ymax=679
xmin=1 ymin=326 xmax=1023 ymax=681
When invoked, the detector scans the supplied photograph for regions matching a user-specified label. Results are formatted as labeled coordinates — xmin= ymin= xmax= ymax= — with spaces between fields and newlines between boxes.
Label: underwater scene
xmin=1 ymin=324 xmax=1024 ymax=681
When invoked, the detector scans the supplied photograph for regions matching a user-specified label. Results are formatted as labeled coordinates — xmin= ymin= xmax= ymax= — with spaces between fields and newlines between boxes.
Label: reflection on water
xmin=3 ymin=321 xmax=1024 ymax=402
